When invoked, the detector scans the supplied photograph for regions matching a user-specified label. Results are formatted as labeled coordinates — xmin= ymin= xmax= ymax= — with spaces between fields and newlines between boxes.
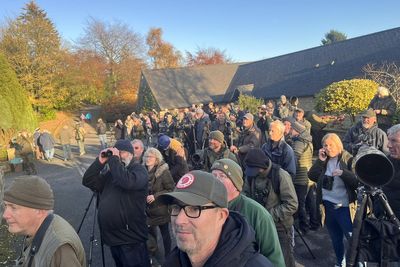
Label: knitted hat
xmin=4 ymin=176 xmax=54 ymax=210
xmin=159 ymin=170 xmax=227 ymax=208
xmin=114 ymin=139 xmax=134 ymax=154
xmin=209 ymin=130 xmax=225 ymax=144
xmin=211 ymin=159 xmax=243 ymax=191
xmin=244 ymin=148 xmax=270 ymax=177
xmin=291 ymin=121 xmax=306 ymax=134
xmin=158 ymin=134 xmax=171 ymax=150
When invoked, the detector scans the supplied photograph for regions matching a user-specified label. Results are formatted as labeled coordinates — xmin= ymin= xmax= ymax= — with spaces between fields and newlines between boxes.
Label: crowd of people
xmin=3 ymin=85 xmax=400 ymax=266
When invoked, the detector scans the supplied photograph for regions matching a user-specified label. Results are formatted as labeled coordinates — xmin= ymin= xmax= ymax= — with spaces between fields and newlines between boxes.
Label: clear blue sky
xmin=1 ymin=0 xmax=400 ymax=62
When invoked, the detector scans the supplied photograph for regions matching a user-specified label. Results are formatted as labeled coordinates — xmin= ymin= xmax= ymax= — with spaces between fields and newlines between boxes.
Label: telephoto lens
xmin=101 ymin=150 xmax=113 ymax=158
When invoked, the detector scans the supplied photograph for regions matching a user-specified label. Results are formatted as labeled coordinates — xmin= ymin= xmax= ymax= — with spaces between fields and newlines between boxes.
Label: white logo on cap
xmin=177 ymin=173 xmax=195 ymax=189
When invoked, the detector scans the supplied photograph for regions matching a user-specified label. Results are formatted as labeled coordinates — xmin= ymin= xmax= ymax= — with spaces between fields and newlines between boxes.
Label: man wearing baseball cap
xmin=230 ymin=112 xmax=261 ymax=166
xmin=158 ymin=170 xmax=273 ymax=267
xmin=343 ymin=108 xmax=388 ymax=156
xmin=3 ymin=175 xmax=86 ymax=266
xmin=244 ymin=148 xmax=298 ymax=267
xmin=211 ymin=159 xmax=285 ymax=267
xmin=83 ymin=139 xmax=150 ymax=266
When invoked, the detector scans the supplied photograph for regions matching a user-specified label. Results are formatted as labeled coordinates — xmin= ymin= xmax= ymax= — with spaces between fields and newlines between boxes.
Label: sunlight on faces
xmin=171 ymin=202 xmax=228 ymax=256
xmin=145 ymin=153 xmax=157 ymax=168
xmin=2 ymin=201 xmax=45 ymax=236
xmin=132 ymin=143 xmax=144 ymax=159
xmin=362 ymin=116 xmax=376 ymax=129
xmin=119 ymin=150 xmax=133 ymax=165
xmin=242 ymin=117 xmax=253 ymax=129
xmin=283 ymin=121 xmax=291 ymax=135
xmin=388 ymin=131 xmax=400 ymax=159
xmin=323 ymin=137 xmax=341 ymax=158
xmin=212 ymin=170 xmax=236 ymax=194
xmin=269 ymin=123 xmax=283 ymax=142
xmin=209 ymin=138 xmax=222 ymax=151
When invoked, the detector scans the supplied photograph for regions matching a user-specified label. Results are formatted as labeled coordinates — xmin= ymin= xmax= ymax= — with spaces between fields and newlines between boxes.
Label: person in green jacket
xmin=211 ymin=158 xmax=285 ymax=267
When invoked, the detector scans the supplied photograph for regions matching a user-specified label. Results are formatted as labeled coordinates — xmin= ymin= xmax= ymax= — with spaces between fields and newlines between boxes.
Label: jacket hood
xmin=203 ymin=211 xmax=260 ymax=265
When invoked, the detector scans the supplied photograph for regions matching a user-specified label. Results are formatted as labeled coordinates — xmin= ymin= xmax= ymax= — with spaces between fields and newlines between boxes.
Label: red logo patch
xmin=176 ymin=173 xmax=195 ymax=189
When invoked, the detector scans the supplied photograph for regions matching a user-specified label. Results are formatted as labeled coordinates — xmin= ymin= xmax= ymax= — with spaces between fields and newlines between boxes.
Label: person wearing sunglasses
xmin=158 ymin=170 xmax=273 ymax=267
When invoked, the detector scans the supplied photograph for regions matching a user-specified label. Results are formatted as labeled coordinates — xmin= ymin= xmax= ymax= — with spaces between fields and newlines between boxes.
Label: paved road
xmin=3 ymin=115 xmax=337 ymax=266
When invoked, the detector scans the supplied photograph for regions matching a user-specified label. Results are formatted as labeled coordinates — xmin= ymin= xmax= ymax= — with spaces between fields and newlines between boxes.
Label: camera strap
xmin=26 ymin=213 xmax=54 ymax=267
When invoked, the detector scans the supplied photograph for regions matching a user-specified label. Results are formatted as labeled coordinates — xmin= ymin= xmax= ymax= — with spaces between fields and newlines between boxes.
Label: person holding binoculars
xmin=308 ymin=133 xmax=358 ymax=267
xmin=83 ymin=139 xmax=151 ymax=266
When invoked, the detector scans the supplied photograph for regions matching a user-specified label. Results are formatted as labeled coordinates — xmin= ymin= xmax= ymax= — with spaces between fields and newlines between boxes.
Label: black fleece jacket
xmin=82 ymin=156 xmax=148 ymax=246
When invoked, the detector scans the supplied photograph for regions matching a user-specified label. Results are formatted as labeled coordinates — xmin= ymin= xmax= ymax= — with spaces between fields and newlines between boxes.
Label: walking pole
xmin=293 ymin=225 xmax=316 ymax=259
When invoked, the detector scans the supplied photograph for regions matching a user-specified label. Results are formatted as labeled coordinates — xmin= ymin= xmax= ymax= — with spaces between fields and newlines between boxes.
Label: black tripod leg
xmin=347 ymin=194 xmax=368 ymax=267
xmin=88 ymin=196 xmax=98 ymax=267
xmin=77 ymin=193 xmax=95 ymax=233
xmin=293 ymin=225 xmax=316 ymax=259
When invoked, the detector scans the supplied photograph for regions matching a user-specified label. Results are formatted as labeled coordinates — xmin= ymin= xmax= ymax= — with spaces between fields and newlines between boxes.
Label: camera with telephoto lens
xmin=101 ymin=150 xmax=113 ymax=158
xmin=322 ymin=175 xmax=334 ymax=190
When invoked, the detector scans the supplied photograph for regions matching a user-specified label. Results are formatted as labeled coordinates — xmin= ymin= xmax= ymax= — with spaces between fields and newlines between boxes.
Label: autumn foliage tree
xmin=185 ymin=47 xmax=232 ymax=66
xmin=315 ymin=79 xmax=378 ymax=121
xmin=0 ymin=1 xmax=63 ymax=117
xmin=146 ymin=27 xmax=182 ymax=69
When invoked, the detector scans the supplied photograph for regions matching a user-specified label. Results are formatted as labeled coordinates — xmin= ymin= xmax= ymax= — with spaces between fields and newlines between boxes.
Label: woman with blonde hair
xmin=308 ymin=133 xmax=358 ymax=267
xmin=143 ymin=147 xmax=175 ymax=263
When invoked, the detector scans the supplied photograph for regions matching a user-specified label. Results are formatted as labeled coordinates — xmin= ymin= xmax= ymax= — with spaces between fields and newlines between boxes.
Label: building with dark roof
xmin=137 ymin=27 xmax=400 ymax=111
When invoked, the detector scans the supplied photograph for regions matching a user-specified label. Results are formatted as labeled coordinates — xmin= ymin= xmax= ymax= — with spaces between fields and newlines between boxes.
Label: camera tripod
xmin=77 ymin=192 xmax=105 ymax=267
xmin=347 ymin=186 xmax=400 ymax=267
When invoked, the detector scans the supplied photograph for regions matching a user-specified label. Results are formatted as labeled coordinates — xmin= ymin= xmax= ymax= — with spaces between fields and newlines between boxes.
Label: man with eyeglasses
xmin=261 ymin=120 xmax=296 ymax=179
xmin=158 ymin=170 xmax=273 ymax=267
xmin=211 ymin=159 xmax=285 ymax=267
xmin=131 ymin=139 xmax=145 ymax=163
xmin=83 ymin=139 xmax=150 ymax=267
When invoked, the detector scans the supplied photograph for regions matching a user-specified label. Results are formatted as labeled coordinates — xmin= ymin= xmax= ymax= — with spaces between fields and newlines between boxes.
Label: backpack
xmin=75 ymin=128 xmax=84 ymax=141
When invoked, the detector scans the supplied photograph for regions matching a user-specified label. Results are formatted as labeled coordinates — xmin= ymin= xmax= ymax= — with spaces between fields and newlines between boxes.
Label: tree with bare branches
xmin=363 ymin=62 xmax=400 ymax=106
xmin=78 ymin=18 xmax=146 ymax=94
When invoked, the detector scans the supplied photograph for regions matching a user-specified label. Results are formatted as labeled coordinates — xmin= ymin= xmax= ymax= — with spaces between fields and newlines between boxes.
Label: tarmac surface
xmin=2 ymin=107 xmax=337 ymax=266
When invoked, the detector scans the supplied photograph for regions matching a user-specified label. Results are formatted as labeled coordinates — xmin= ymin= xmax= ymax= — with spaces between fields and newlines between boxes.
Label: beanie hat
xmin=244 ymin=148 xmax=270 ymax=177
xmin=209 ymin=130 xmax=225 ymax=144
xmin=211 ymin=159 xmax=243 ymax=191
xmin=114 ymin=139 xmax=134 ymax=154
xmin=4 ymin=175 xmax=54 ymax=210
xmin=159 ymin=170 xmax=227 ymax=208
xmin=291 ymin=121 xmax=306 ymax=134
xmin=158 ymin=134 xmax=171 ymax=150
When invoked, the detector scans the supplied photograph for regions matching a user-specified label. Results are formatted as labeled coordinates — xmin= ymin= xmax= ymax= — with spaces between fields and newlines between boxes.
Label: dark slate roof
xmin=142 ymin=63 xmax=241 ymax=109
xmin=224 ymin=27 xmax=400 ymax=101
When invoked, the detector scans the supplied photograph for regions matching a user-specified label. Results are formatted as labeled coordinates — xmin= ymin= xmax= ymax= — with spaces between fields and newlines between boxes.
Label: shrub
xmin=237 ymin=93 xmax=264 ymax=115
xmin=315 ymin=79 xmax=378 ymax=122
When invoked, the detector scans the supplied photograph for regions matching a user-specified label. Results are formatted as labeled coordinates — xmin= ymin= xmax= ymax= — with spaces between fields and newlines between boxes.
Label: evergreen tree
xmin=321 ymin=29 xmax=347 ymax=45
xmin=0 ymin=1 xmax=62 ymax=115
xmin=0 ymin=53 xmax=37 ymax=130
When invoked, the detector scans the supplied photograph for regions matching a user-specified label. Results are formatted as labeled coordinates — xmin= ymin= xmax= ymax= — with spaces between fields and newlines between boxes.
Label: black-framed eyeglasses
xmin=168 ymin=204 xmax=218 ymax=218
